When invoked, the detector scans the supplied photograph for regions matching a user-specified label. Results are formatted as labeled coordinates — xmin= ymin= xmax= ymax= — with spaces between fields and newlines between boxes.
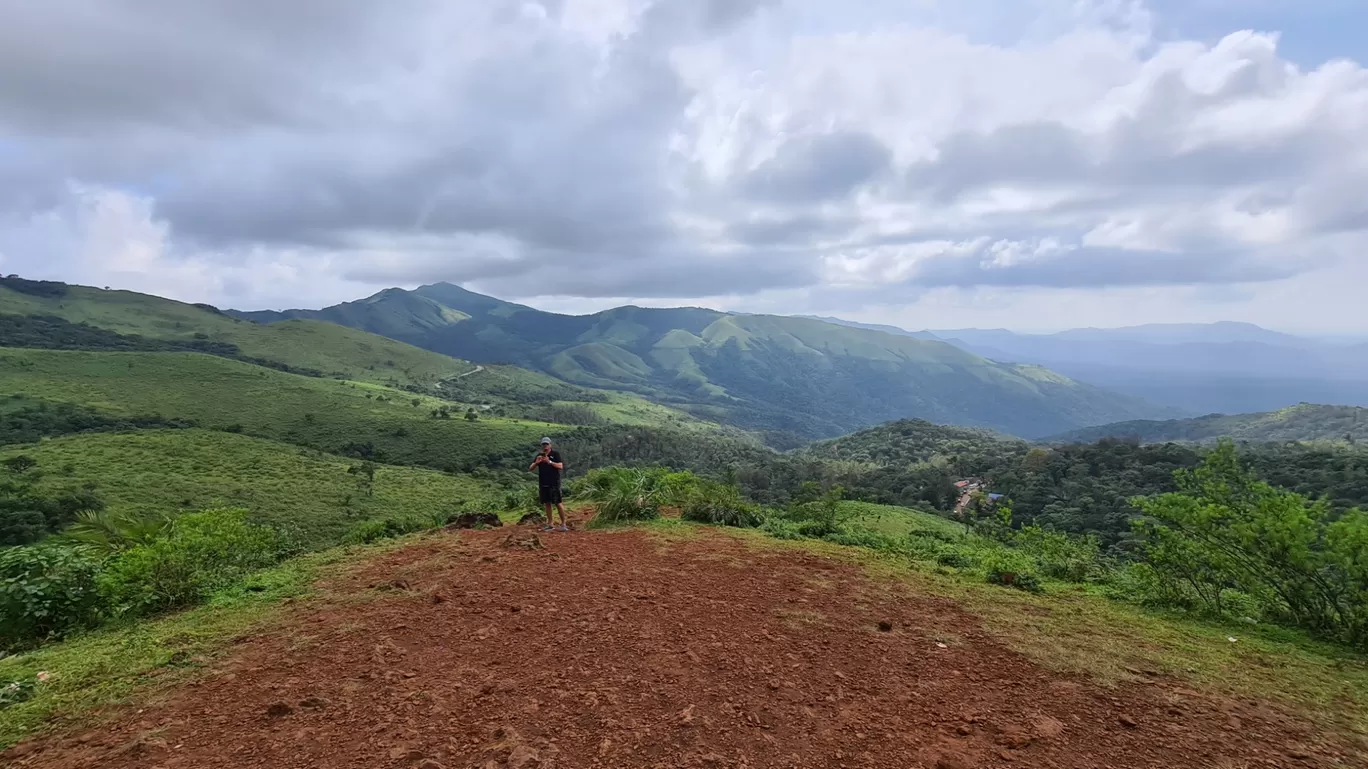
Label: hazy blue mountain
xmin=802 ymin=317 xmax=1368 ymax=414
xmin=1045 ymin=404 xmax=1368 ymax=445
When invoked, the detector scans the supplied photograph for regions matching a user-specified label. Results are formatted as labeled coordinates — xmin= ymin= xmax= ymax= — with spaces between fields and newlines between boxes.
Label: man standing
xmin=529 ymin=437 xmax=568 ymax=531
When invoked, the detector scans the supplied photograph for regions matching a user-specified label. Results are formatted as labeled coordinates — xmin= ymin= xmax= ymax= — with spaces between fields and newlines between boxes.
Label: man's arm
xmin=528 ymin=456 xmax=544 ymax=472
xmin=547 ymin=452 xmax=564 ymax=470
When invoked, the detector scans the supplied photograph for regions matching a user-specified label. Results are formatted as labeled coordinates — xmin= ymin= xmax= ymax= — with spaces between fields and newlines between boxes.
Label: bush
xmin=784 ymin=486 xmax=851 ymax=538
xmin=981 ymin=550 xmax=1044 ymax=593
xmin=0 ymin=543 xmax=104 ymax=650
xmin=681 ymin=482 xmax=766 ymax=528
xmin=823 ymin=529 xmax=900 ymax=551
xmin=1013 ymin=526 xmax=1106 ymax=583
xmin=760 ymin=518 xmax=805 ymax=540
xmin=1134 ymin=442 xmax=1368 ymax=647
xmin=1 ymin=677 xmax=37 ymax=709
xmin=99 ymin=509 xmax=283 ymax=617
xmin=582 ymin=468 xmax=698 ymax=527
xmin=935 ymin=549 xmax=974 ymax=568
xmin=346 ymin=515 xmax=434 ymax=544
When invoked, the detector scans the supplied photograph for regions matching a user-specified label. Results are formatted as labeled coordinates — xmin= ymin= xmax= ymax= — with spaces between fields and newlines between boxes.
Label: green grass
xmin=839 ymin=500 xmax=965 ymax=539
xmin=0 ymin=348 xmax=559 ymax=472
xmin=2 ymin=429 xmax=498 ymax=547
xmin=0 ymin=541 xmax=403 ymax=749
xmin=0 ymin=284 xmax=477 ymax=390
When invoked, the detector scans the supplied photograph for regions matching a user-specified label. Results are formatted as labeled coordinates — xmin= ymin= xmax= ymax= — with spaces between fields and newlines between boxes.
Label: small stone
xmin=935 ymin=757 xmax=969 ymax=769
xmin=508 ymin=745 xmax=540 ymax=768
xmin=1118 ymin=714 xmax=1138 ymax=729
xmin=955 ymin=724 xmax=972 ymax=736
xmin=877 ymin=621 xmax=893 ymax=632
xmin=265 ymin=702 xmax=293 ymax=719
xmin=389 ymin=745 xmax=424 ymax=761
xmin=298 ymin=697 xmax=329 ymax=710
xmin=417 ymin=761 xmax=447 ymax=769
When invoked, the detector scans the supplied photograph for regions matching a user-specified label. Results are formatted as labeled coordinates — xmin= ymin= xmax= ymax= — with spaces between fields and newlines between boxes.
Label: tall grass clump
xmin=680 ymin=480 xmax=766 ymax=528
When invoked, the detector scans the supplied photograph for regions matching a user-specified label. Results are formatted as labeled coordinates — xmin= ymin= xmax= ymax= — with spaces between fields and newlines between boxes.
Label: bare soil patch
xmin=5 ymin=518 xmax=1353 ymax=768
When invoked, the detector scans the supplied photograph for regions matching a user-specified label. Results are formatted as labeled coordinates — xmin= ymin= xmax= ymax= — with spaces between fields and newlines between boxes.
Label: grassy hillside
xmin=1046 ymin=404 xmax=1368 ymax=445
xmin=0 ymin=348 xmax=555 ymax=472
xmin=0 ymin=430 xmax=494 ymax=547
xmin=839 ymin=500 xmax=964 ymax=539
xmin=0 ymin=279 xmax=480 ymax=390
xmin=235 ymin=282 xmax=1172 ymax=441
xmin=1 ymin=278 xmax=722 ymax=435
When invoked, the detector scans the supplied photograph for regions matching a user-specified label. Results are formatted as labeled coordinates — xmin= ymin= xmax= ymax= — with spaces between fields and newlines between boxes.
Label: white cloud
xmin=0 ymin=0 xmax=1365 ymax=333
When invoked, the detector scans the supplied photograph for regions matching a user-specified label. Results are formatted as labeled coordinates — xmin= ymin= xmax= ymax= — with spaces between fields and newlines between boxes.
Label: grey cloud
xmin=908 ymin=245 xmax=1303 ymax=289
xmin=906 ymin=114 xmax=1328 ymax=204
xmin=743 ymin=132 xmax=893 ymax=203
xmin=0 ymin=2 xmax=1364 ymax=309
xmin=0 ymin=0 xmax=397 ymax=134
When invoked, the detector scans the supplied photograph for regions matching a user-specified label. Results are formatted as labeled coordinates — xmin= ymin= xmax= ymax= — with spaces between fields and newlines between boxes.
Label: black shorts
xmin=539 ymin=485 xmax=562 ymax=505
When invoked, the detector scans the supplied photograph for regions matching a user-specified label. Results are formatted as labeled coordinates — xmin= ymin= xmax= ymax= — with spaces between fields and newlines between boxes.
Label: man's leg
xmin=542 ymin=501 xmax=553 ymax=527
xmin=556 ymin=501 xmax=568 ymax=528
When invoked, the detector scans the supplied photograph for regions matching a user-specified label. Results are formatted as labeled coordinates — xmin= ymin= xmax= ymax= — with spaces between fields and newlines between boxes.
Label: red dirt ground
xmin=4 ymin=520 xmax=1358 ymax=769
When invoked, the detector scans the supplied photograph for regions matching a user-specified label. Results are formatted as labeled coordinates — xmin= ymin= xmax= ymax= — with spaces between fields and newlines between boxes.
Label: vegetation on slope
xmin=0 ymin=348 xmax=553 ymax=472
xmin=1 ymin=429 xmax=496 ymax=548
xmin=1046 ymin=403 xmax=1368 ymax=445
xmin=0 ymin=280 xmax=481 ymax=391
xmin=234 ymin=282 xmax=1172 ymax=442
xmin=756 ymin=420 xmax=1368 ymax=548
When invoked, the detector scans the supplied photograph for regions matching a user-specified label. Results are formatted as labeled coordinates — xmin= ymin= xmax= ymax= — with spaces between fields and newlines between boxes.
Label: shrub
xmin=1013 ymin=526 xmax=1106 ymax=583
xmin=981 ymin=550 xmax=1044 ymax=593
xmin=1 ymin=677 xmax=37 ymax=709
xmin=935 ymin=549 xmax=973 ymax=568
xmin=0 ymin=543 xmax=104 ymax=650
xmin=824 ymin=529 xmax=900 ymax=551
xmin=593 ymin=475 xmax=662 ymax=526
xmin=582 ymin=468 xmax=697 ymax=527
xmin=784 ymin=486 xmax=850 ymax=538
xmin=760 ymin=518 xmax=805 ymax=540
xmin=99 ymin=509 xmax=283 ymax=617
xmin=681 ymin=482 xmax=766 ymax=528
xmin=347 ymin=515 xmax=433 ymax=544
xmin=1134 ymin=442 xmax=1368 ymax=647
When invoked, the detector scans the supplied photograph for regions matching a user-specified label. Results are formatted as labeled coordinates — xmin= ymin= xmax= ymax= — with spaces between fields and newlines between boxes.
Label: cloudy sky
xmin=2 ymin=0 xmax=1366 ymax=334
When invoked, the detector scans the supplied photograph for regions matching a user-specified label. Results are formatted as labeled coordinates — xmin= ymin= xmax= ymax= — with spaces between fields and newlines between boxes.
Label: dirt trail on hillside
xmin=6 ymin=520 xmax=1357 ymax=769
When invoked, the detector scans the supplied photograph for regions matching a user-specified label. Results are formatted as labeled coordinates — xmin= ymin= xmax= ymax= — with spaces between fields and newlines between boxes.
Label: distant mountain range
xmin=1044 ymin=404 xmax=1368 ymax=445
xmin=231 ymin=283 xmax=1174 ymax=443
xmin=810 ymin=317 xmax=1368 ymax=415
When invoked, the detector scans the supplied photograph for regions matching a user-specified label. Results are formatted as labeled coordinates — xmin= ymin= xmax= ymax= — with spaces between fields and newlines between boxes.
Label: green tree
xmin=1134 ymin=441 xmax=1368 ymax=647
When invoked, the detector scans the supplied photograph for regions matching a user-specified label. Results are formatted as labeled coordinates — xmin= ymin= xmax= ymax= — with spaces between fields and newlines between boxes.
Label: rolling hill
xmin=1045 ymin=404 xmax=1368 ymax=445
xmin=0 ymin=348 xmax=559 ymax=472
xmin=232 ymin=283 xmax=1173 ymax=441
xmin=0 ymin=277 xmax=482 ymax=391
xmin=801 ymin=418 xmax=1024 ymax=466
xmin=0 ymin=429 xmax=495 ymax=548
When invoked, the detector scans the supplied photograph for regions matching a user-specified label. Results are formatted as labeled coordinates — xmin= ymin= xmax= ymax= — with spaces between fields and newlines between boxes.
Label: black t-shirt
xmin=537 ymin=449 xmax=563 ymax=486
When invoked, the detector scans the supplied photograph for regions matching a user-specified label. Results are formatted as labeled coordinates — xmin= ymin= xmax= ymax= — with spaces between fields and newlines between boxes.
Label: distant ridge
xmin=1044 ymin=404 xmax=1368 ymax=445
xmin=228 ymin=283 xmax=1173 ymax=442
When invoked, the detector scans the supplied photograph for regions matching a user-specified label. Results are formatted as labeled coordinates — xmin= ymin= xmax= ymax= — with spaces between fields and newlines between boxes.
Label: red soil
xmin=4 ymin=520 xmax=1354 ymax=768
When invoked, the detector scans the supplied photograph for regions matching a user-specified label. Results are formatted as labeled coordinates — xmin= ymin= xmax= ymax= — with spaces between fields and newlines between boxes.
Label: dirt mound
xmin=500 ymin=532 xmax=543 ymax=550
xmin=517 ymin=512 xmax=546 ymax=526
xmin=7 ymin=526 xmax=1351 ymax=769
